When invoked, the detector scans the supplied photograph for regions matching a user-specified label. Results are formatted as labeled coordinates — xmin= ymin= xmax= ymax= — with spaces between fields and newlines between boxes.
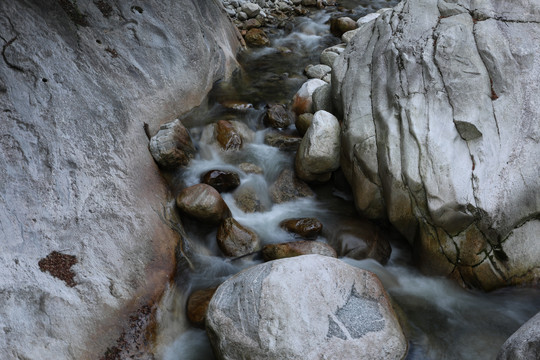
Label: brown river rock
xmin=245 ymin=28 xmax=269 ymax=47
xmin=262 ymin=240 xmax=337 ymax=261
xmin=201 ymin=170 xmax=241 ymax=193
xmin=280 ymin=218 xmax=323 ymax=239
xmin=217 ymin=218 xmax=260 ymax=257
xmin=264 ymin=131 xmax=302 ymax=151
xmin=216 ymin=120 xmax=242 ymax=150
xmin=186 ymin=288 xmax=217 ymax=328
xmin=176 ymin=184 xmax=231 ymax=225
xmin=265 ymin=104 xmax=295 ymax=129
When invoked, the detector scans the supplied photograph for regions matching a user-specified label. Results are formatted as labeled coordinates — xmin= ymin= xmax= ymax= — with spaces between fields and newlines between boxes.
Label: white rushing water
xmin=156 ymin=2 xmax=540 ymax=359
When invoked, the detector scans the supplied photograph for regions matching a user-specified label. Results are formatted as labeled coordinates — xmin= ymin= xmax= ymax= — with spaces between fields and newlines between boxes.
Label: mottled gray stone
xmin=206 ymin=255 xmax=407 ymax=360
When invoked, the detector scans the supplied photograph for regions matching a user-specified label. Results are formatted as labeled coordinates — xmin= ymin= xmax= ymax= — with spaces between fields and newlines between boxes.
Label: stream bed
xmin=156 ymin=2 xmax=540 ymax=359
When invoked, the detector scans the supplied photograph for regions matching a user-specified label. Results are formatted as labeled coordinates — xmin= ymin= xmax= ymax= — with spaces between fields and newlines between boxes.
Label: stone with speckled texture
xmin=206 ymin=255 xmax=407 ymax=359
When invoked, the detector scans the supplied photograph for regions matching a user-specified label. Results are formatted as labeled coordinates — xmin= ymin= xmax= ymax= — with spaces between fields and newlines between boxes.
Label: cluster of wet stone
xmin=149 ymin=6 xmax=392 ymax=329
xmin=221 ymin=0 xmax=345 ymax=46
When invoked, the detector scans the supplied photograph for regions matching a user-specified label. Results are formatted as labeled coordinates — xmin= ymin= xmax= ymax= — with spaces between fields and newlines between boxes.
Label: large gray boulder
xmin=206 ymin=255 xmax=407 ymax=360
xmin=333 ymin=0 xmax=540 ymax=290
xmin=498 ymin=311 xmax=540 ymax=360
xmin=0 ymin=0 xmax=240 ymax=358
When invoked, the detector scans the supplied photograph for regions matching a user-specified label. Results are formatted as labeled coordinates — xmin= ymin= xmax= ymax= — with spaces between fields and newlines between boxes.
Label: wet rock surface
xmin=216 ymin=120 xmax=243 ymax=150
xmin=233 ymin=185 xmax=268 ymax=213
xmin=239 ymin=162 xmax=264 ymax=174
xmin=327 ymin=218 xmax=392 ymax=264
xmin=262 ymin=240 xmax=336 ymax=260
xmin=264 ymin=131 xmax=302 ymax=151
xmin=217 ymin=217 xmax=260 ymax=257
xmin=265 ymin=104 xmax=295 ymax=129
xmin=270 ymin=168 xmax=314 ymax=203
xmin=292 ymin=79 xmax=326 ymax=115
xmin=245 ymin=28 xmax=270 ymax=47
xmin=201 ymin=170 xmax=241 ymax=193
xmin=295 ymin=113 xmax=314 ymax=136
xmin=206 ymin=255 xmax=407 ymax=359
xmin=280 ymin=217 xmax=323 ymax=239
xmin=187 ymin=288 xmax=217 ymax=328
xmin=149 ymin=119 xmax=195 ymax=169
xmin=176 ymin=184 xmax=231 ymax=224
xmin=201 ymin=120 xmax=255 ymax=150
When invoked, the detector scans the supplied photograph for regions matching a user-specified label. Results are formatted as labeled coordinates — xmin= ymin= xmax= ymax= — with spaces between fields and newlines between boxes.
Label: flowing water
xmin=156 ymin=2 xmax=540 ymax=359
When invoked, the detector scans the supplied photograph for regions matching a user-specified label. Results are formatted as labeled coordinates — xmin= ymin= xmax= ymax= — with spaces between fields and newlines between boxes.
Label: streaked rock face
xmin=333 ymin=0 xmax=540 ymax=290
xmin=206 ymin=255 xmax=407 ymax=360
xmin=0 ymin=1 xmax=240 ymax=358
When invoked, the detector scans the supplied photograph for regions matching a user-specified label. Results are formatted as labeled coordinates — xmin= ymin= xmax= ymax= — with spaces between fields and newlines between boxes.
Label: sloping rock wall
xmin=333 ymin=0 xmax=540 ymax=289
xmin=0 ymin=0 xmax=240 ymax=358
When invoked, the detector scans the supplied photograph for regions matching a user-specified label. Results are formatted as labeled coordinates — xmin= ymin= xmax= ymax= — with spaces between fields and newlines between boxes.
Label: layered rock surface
xmin=333 ymin=0 xmax=540 ymax=289
xmin=206 ymin=255 xmax=407 ymax=359
xmin=0 ymin=0 xmax=240 ymax=358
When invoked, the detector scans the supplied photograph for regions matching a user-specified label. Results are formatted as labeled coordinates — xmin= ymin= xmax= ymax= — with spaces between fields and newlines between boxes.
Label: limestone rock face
xmin=149 ymin=119 xmax=195 ymax=169
xmin=0 ymin=0 xmax=240 ymax=358
xmin=295 ymin=110 xmax=341 ymax=182
xmin=497 ymin=311 xmax=540 ymax=360
xmin=333 ymin=0 xmax=540 ymax=289
xmin=206 ymin=255 xmax=407 ymax=360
